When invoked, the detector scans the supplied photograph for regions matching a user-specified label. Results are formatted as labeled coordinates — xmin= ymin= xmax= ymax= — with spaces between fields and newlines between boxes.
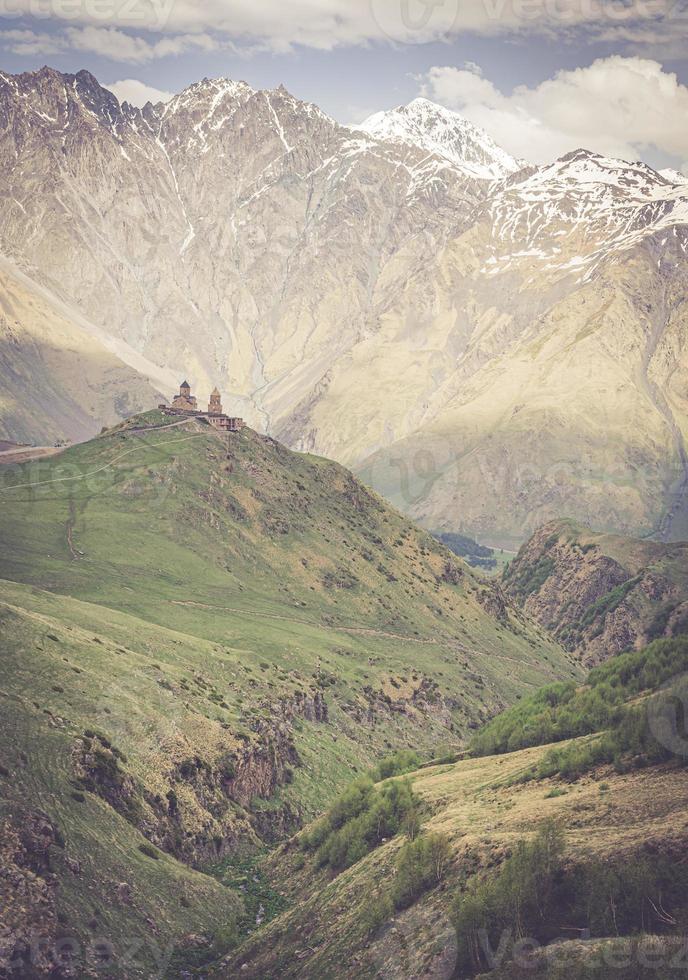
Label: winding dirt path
xmin=170 ymin=599 xmax=439 ymax=644
xmin=0 ymin=429 xmax=206 ymax=494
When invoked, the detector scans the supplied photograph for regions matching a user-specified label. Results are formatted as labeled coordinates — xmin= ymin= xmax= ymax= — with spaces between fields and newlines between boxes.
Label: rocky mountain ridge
xmin=503 ymin=519 xmax=688 ymax=664
xmin=358 ymin=96 xmax=522 ymax=179
xmin=1 ymin=66 xmax=687 ymax=543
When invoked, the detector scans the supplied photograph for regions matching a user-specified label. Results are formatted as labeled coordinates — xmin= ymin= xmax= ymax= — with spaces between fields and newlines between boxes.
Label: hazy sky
xmin=0 ymin=0 xmax=687 ymax=170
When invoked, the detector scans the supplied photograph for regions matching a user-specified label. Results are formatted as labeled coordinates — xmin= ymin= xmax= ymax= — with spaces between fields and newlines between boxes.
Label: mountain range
xmin=1 ymin=66 xmax=687 ymax=545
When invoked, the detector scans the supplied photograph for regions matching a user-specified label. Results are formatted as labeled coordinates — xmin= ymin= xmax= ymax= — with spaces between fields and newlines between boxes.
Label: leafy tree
xmin=302 ymin=775 xmax=421 ymax=872
xmin=470 ymin=636 xmax=688 ymax=774
xmin=392 ymin=832 xmax=452 ymax=908
xmin=372 ymin=749 xmax=421 ymax=781
xmin=453 ymin=821 xmax=565 ymax=973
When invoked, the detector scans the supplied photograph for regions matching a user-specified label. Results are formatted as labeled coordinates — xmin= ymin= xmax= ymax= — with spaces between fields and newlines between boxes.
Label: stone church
xmin=171 ymin=380 xmax=198 ymax=412
xmin=162 ymin=381 xmax=244 ymax=432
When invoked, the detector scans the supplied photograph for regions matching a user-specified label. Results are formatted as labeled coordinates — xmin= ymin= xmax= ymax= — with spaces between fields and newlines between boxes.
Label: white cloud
xmin=63 ymin=26 xmax=222 ymax=63
xmin=418 ymin=57 xmax=688 ymax=166
xmin=0 ymin=29 xmax=66 ymax=56
xmin=106 ymin=78 xmax=173 ymax=106
xmin=0 ymin=0 xmax=682 ymax=52
xmin=0 ymin=24 xmax=225 ymax=64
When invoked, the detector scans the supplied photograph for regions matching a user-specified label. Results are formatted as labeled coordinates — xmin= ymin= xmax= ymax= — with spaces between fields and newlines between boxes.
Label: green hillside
xmin=469 ymin=635 xmax=688 ymax=778
xmin=217 ymin=638 xmax=688 ymax=979
xmin=0 ymin=412 xmax=575 ymax=974
xmin=216 ymin=741 xmax=688 ymax=979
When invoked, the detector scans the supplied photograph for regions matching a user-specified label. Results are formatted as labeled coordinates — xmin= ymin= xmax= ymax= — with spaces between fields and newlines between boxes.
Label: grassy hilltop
xmin=0 ymin=412 xmax=575 ymax=975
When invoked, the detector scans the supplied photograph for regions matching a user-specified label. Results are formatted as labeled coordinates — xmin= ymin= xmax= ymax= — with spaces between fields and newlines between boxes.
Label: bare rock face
xmin=1 ymin=67 xmax=687 ymax=541
xmin=503 ymin=519 xmax=688 ymax=664
xmin=0 ymin=815 xmax=61 ymax=977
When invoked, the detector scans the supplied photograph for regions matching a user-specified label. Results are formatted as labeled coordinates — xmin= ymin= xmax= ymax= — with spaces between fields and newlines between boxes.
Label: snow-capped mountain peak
xmin=659 ymin=167 xmax=688 ymax=185
xmin=358 ymin=96 xmax=521 ymax=180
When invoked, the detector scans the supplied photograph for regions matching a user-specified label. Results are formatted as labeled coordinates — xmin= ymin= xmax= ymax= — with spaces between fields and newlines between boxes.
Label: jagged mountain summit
xmin=358 ymin=96 xmax=522 ymax=179
xmin=0 ymin=66 xmax=687 ymax=544
xmin=660 ymin=167 xmax=688 ymax=185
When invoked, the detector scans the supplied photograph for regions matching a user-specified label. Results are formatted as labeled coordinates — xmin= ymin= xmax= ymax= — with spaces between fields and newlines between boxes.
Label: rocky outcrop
xmin=345 ymin=675 xmax=456 ymax=732
xmin=0 ymin=816 xmax=61 ymax=978
xmin=70 ymin=690 xmax=329 ymax=868
xmin=474 ymin=582 xmax=509 ymax=623
xmin=504 ymin=520 xmax=688 ymax=664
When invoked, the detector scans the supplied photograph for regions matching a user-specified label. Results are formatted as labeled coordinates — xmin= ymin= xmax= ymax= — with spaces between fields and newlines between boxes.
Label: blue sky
xmin=1 ymin=0 xmax=687 ymax=169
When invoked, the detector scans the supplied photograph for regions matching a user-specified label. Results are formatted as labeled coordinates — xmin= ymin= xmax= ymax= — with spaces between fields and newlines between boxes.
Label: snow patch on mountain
xmin=358 ymin=97 xmax=521 ymax=180
xmin=481 ymin=148 xmax=688 ymax=281
xmin=660 ymin=168 xmax=688 ymax=185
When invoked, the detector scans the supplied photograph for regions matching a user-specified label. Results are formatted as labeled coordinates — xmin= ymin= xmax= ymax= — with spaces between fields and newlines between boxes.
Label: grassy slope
xmin=221 ymin=746 xmax=688 ymax=979
xmin=503 ymin=519 xmax=688 ymax=664
xmin=468 ymin=635 xmax=688 ymax=760
xmin=0 ymin=412 xmax=576 ymax=971
xmin=223 ymin=637 xmax=688 ymax=979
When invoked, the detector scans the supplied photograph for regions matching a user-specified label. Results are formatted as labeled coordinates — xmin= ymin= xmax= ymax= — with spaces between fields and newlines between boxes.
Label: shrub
xmin=453 ymin=821 xmax=565 ymax=973
xmin=392 ymin=832 xmax=452 ymax=908
xmin=508 ymin=556 xmax=555 ymax=598
xmin=302 ymin=775 xmax=421 ymax=872
xmin=371 ymin=750 xmax=421 ymax=782
xmin=524 ymin=670 xmax=688 ymax=784
xmin=138 ymin=843 xmax=159 ymax=860
xmin=579 ymin=576 xmax=641 ymax=627
xmin=453 ymin=822 xmax=688 ymax=976
xmin=470 ymin=636 xmax=688 ymax=764
xmin=359 ymin=887 xmax=395 ymax=935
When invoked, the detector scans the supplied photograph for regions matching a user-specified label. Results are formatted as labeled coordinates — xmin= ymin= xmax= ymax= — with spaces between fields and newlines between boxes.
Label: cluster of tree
xmin=370 ymin=749 xmax=421 ymax=782
xmin=526 ymin=673 xmax=688 ymax=782
xmin=434 ymin=531 xmax=497 ymax=570
xmin=353 ymin=814 xmax=688 ymax=977
xmin=359 ymin=830 xmax=454 ymax=932
xmin=454 ymin=821 xmax=565 ymax=973
xmin=470 ymin=636 xmax=688 ymax=761
xmin=301 ymin=775 xmax=422 ymax=871
xmin=453 ymin=821 xmax=688 ymax=976
xmin=503 ymin=554 xmax=555 ymax=598
xmin=302 ymin=758 xmax=455 ymax=920
xmin=392 ymin=832 xmax=453 ymax=908
xmin=578 ymin=575 xmax=641 ymax=628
